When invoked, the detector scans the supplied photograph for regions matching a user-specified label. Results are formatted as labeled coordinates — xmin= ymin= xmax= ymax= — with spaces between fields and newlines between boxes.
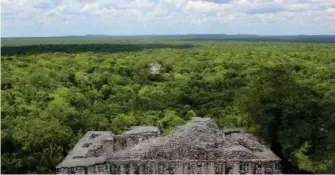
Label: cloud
xmin=32 ymin=0 xmax=62 ymax=9
xmin=184 ymin=0 xmax=224 ymax=13
xmin=246 ymin=5 xmax=284 ymax=14
xmin=1 ymin=0 xmax=334 ymax=37
xmin=192 ymin=0 xmax=233 ymax=4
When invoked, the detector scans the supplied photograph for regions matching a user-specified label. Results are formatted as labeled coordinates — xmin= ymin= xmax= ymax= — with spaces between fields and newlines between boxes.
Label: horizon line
xmin=2 ymin=33 xmax=335 ymax=39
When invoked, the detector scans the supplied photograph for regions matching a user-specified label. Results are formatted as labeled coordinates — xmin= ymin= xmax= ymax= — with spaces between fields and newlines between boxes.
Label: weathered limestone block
xmin=215 ymin=161 xmax=224 ymax=174
xmin=207 ymin=161 xmax=215 ymax=174
xmin=256 ymin=162 xmax=265 ymax=174
xmin=232 ymin=161 xmax=240 ymax=174
xmin=56 ymin=117 xmax=281 ymax=174
xmin=176 ymin=161 xmax=183 ymax=174
xmin=87 ymin=165 xmax=95 ymax=174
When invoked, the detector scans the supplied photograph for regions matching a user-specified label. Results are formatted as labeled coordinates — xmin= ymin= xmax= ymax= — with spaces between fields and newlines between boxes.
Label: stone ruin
xmin=146 ymin=63 xmax=163 ymax=74
xmin=56 ymin=117 xmax=281 ymax=174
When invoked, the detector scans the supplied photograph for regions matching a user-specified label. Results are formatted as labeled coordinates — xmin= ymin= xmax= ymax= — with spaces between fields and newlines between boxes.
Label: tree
xmin=4 ymin=118 xmax=74 ymax=173
xmin=110 ymin=112 xmax=139 ymax=134
xmin=157 ymin=110 xmax=186 ymax=135
xmin=239 ymin=64 xmax=335 ymax=173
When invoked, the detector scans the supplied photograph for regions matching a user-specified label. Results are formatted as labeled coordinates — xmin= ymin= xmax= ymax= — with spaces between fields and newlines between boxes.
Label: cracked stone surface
xmin=56 ymin=117 xmax=281 ymax=174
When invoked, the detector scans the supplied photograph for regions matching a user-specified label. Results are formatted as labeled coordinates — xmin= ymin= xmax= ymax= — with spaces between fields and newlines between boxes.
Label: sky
xmin=1 ymin=0 xmax=335 ymax=37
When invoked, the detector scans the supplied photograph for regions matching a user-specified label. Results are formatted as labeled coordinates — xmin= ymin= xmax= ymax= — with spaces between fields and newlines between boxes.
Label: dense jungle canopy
xmin=1 ymin=37 xmax=335 ymax=173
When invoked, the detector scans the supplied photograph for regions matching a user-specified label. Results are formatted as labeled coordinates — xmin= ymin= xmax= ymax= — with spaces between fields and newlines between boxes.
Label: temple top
xmin=56 ymin=117 xmax=281 ymax=174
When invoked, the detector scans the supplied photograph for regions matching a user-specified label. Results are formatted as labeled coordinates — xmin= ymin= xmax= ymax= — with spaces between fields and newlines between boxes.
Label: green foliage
xmin=136 ymin=110 xmax=161 ymax=125
xmin=158 ymin=110 xmax=186 ymax=135
xmin=294 ymin=142 xmax=335 ymax=173
xmin=2 ymin=118 xmax=73 ymax=173
xmin=239 ymin=64 xmax=335 ymax=173
xmin=1 ymin=39 xmax=334 ymax=173
xmin=217 ymin=106 xmax=250 ymax=128
xmin=110 ymin=112 xmax=139 ymax=134
xmin=185 ymin=110 xmax=196 ymax=120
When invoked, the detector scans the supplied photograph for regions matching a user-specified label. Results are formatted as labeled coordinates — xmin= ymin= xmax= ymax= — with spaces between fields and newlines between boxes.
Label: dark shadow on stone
xmin=1 ymin=43 xmax=194 ymax=56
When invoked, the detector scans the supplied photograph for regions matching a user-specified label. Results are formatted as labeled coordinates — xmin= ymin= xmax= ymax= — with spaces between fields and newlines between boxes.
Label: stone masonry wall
xmin=58 ymin=159 xmax=281 ymax=174
xmin=56 ymin=118 xmax=281 ymax=174
xmin=57 ymin=127 xmax=160 ymax=174
xmin=109 ymin=160 xmax=281 ymax=174
xmin=107 ymin=134 xmax=158 ymax=153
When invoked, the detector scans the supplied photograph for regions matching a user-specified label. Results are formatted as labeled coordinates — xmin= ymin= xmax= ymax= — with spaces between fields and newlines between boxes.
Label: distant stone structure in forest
xmin=146 ymin=63 xmax=163 ymax=74
xmin=56 ymin=117 xmax=281 ymax=174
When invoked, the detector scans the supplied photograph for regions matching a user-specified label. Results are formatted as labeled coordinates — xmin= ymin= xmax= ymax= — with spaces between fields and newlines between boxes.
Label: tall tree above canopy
xmin=238 ymin=64 xmax=335 ymax=173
